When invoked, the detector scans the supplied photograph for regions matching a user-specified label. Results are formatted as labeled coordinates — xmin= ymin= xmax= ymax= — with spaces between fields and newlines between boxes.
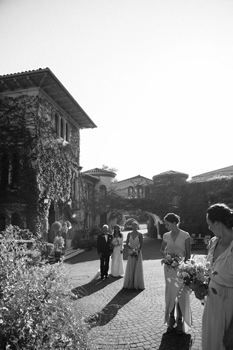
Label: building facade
xmin=0 ymin=68 xmax=96 ymax=240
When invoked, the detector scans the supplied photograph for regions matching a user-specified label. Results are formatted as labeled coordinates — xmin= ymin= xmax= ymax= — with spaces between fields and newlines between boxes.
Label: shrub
xmin=0 ymin=227 xmax=96 ymax=350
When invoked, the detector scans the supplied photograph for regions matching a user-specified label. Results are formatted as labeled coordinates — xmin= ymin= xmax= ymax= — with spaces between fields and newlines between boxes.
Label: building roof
xmin=192 ymin=165 xmax=233 ymax=180
xmin=153 ymin=170 xmax=189 ymax=179
xmin=116 ymin=175 xmax=153 ymax=184
xmin=82 ymin=168 xmax=116 ymax=178
xmin=0 ymin=68 xmax=97 ymax=129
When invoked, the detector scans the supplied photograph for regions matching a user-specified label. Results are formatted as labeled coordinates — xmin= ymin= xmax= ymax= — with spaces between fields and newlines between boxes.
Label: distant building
xmin=81 ymin=168 xmax=116 ymax=227
xmin=112 ymin=175 xmax=153 ymax=199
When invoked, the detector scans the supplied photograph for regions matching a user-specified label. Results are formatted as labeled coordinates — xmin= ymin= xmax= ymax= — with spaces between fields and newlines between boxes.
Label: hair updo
xmin=207 ymin=203 xmax=233 ymax=229
xmin=163 ymin=213 xmax=180 ymax=225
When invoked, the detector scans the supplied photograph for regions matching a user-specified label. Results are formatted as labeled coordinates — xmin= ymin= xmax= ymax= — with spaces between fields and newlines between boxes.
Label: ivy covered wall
xmin=0 ymin=94 xmax=81 ymax=237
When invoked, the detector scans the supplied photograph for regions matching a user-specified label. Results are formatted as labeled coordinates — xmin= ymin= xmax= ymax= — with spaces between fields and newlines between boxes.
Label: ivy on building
xmin=0 ymin=95 xmax=79 ymax=236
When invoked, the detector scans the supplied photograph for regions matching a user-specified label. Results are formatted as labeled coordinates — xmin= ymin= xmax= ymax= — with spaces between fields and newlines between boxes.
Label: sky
xmin=1 ymin=0 xmax=233 ymax=181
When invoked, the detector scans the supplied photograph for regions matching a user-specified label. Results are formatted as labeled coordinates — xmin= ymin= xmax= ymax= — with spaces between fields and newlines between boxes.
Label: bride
xmin=110 ymin=225 xmax=124 ymax=277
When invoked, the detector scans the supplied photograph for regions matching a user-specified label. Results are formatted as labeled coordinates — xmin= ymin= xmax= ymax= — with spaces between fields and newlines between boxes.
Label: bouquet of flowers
xmin=161 ymin=253 xmax=184 ymax=271
xmin=110 ymin=238 xmax=121 ymax=248
xmin=129 ymin=246 xmax=140 ymax=259
xmin=177 ymin=257 xmax=211 ymax=304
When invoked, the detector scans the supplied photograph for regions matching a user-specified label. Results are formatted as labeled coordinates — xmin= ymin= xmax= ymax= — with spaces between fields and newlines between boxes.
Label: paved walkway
xmin=65 ymin=236 xmax=204 ymax=350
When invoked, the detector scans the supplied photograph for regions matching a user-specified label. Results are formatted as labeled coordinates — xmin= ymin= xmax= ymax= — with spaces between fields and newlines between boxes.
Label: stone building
xmin=112 ymin=175 xmax=153 ymax=199
xmin=81 ymin=168 xmax=116 ymax=228
xmin=0 ymin=68 xmax=96 ymax=240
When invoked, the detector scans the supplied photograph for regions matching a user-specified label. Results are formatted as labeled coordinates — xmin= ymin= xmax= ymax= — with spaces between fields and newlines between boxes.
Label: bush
xmin=0 ymin=227 xmax=96 ymax=350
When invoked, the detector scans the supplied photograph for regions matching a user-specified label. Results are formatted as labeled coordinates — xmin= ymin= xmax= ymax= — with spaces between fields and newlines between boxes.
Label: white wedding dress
xmin=110 ymin=236 xmax=124 ymax=277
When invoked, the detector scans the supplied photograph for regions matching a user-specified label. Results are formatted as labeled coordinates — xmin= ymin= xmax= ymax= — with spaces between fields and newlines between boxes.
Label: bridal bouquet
xmin=177 ymin=257 xmax=211 ymax=304
xmin=161 ymin=253 xmax=184 ymax=271
xmin=110 ymin=238 xmax=121 ymax=248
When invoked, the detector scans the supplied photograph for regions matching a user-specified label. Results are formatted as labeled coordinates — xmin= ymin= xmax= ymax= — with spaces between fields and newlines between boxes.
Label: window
xmin=171 ymin=193 xmax=179 ymax=207
xmin=0 ymin=213 xmax=5 ymax=231
xmin=55 ymin=113 xmax=59 ymax=135
xmin=100 ymin=185 xmax=107 ymax=199
xmin=128 ymin=186 xmax=133 ymax=198
xmin=54 ymin=113 xmax=70 ymax=142
xmin=65 ymin=122 xmax=70 ymax=142
xmin=0 ymin=153 xmax=19 ymax=189
xmin=137 ymin=185 xmax=143 ymax=198
xmin=11 ymin=212 xmax=20 ymax=227
xmin=60 ymin=118 xmax=64 ymax=139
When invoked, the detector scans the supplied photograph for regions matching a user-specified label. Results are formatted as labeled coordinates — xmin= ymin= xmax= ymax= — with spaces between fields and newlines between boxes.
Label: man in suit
xmin=97 ymin=224 xmax=113 ymax=279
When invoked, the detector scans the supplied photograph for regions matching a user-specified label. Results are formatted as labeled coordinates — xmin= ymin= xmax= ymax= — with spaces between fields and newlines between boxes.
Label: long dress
xmin=123 ymin=234 xmax=145 ymax=290
xmin=110 ymin=236 xmax=124 ymax=277
xmin=202 ymin=237 xmax=233 ymax=350
xmin=163 ymin=230 xmax=191 ymax=332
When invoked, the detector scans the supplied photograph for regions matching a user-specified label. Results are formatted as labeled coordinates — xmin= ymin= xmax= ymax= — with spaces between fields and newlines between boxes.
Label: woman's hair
xmin=163 ymin=213 xmax=180 ymax=225
xmin=207 ymin=203 xmax=233 ymax=229
xmin=113 ymin=224 xmax=122 ymax=238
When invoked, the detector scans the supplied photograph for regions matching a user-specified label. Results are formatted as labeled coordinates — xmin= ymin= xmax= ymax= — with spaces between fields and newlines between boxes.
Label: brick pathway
xmin=65 ymin=236 xmax=204 ymax=350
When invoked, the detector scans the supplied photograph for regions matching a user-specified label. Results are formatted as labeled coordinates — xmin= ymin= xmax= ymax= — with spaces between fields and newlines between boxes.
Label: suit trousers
xmin=100 ymin=254 xmax=110 ymax=277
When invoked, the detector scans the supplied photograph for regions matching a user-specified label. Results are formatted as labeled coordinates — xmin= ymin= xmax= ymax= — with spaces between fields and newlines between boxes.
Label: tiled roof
xmin=82 ymin=168 xmax=116 ymax=177
xmin=192 ymin=165 xmax=233 ymax=179
xmin=116 ymin=175 xmax=153 ymax=183
xmin=0 ymin=68 xmax=97 ymax=129
xmin=153 ymin=170 xmax=189 ymax=178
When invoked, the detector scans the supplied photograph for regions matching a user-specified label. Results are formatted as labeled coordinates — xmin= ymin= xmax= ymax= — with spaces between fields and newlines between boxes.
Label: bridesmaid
xmin=123 ymin=221 xmax=145 ymax=290
xmin=160 ymin=213 xmax=191 ymax=334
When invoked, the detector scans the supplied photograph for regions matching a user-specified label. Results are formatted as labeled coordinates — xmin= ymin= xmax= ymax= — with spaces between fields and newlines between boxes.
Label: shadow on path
xmin=86 ymin=287 xmax=143 ymax=328
xmin=72 ymin=275 xmax=121 ymax=298
xmin=158 ymin=332 xmax=192 ymax=350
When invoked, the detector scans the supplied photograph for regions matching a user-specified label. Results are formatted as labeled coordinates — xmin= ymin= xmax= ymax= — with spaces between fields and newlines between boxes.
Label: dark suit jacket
xmin=97 ymin=233 xmax=113 ymax=256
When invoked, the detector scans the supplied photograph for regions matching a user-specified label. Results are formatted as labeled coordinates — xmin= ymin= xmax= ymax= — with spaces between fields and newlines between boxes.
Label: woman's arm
xmin=185 ymin=237 xmax=191 ymax=262
xmin=126 ymin=233 xmax=131 ymax=249
xmin=138 ymin=232 xmax=143 ymax=250
xmin=160 ymin=240 xmax=167 ymax=257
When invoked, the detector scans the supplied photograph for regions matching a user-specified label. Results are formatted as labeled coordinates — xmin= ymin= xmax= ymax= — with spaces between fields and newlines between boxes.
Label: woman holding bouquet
xmin=202 ymin=203 xmax=233 ymax=350
xmin=110 ymin=225 xmax=124 ymax=277
xmin=123 ymin=221 xmax=145 ymax=290
xmin=160 ymin=213 xmax=191 ymax=334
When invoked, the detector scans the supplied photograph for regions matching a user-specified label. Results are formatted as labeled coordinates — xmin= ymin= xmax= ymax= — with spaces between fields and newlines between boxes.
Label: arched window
xmin=11 ymin=212 xmax=20 ymax=227
xmin=128 ymin=186 xmax=133 ymax=198
xmin=100 ymin=185 xmax=107 ymax=199
xmin=137 ymin=185 xmax=143 ymax=198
